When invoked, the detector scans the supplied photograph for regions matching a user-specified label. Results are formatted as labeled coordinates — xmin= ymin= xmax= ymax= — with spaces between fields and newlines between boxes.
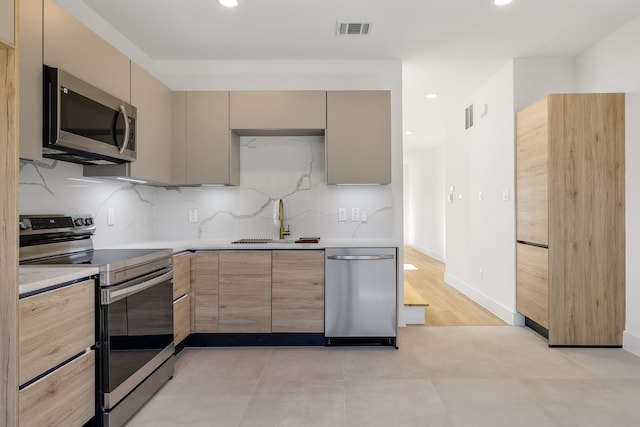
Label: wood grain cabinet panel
xmin=19 ymin=279 xmax=95 ymax=386
xmin=173 ymin=295 xmax=191 ymax=345
xmin=516 ymin=96 xmax=549 ymax=246
xmin=218 ymin=251 xmax=272 ymax=333
xmin=173 ymin=252 xmax=191 ymax=300
xmin=326 ymin=91 xmax=391 ymax=185
xmin=516 ymin=244 xmax=549 ymax=329
xmin=230 ymin=91 xmax=326 ymax=131
xmin=193 ymin=251 xmax=219 ymax=333
xmin=516 ymin=93 xmax=625 ymax=346
xmin=19 ymin=350 xmax=95 ymax=427
xmin=272 ymin=250 xmax=324 ymax=333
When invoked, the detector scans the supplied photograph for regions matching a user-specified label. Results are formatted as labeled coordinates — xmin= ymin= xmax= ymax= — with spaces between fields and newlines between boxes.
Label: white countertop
xmin=19 ymin=266 xmax=99 ymax=296
xmin=98 ymin=238 xmax=401 ymax=253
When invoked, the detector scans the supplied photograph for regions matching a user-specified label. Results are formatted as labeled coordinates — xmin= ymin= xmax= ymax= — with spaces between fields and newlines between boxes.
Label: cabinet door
xmin=516 ymin=243 xmax=549 ymax=329
xmin=230 ymin=91 xmax=326 ymax=131
xmin=186 ymin=91 xmax=239 ymax=185
xmin=19 ymin=350 xmax=95 ymax=427
xmin=326 ymin=91 xmax=391 ymax=184
xmin=272 ymin=250 xmax=324 ymax=333
xmin=173 ymin=252 xmax=191 ymax=300
xmin=129 ymin=62 xmax=174 ymax=183
xmin=43 ymin=0 xmax=130 ymax=101
xmin=19 ymin=279 xmax=95 ymax=386
xmin=0 ymin=0 xmax=15 ymax=46
xmin=173 ymin=295 xmax=190 ymax=345
xmin=219 ymin=251 xmax=271 ymax=333
xmin=193 ymin=251 xmax=219 ymax=333
xmin=18 ymin=0 xmax=43 ymax=160
xmin=516 ymin=96 xmax=548 ymax=246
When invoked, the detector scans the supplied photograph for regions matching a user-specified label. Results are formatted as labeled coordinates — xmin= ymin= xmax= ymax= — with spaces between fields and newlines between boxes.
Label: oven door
xmin=100 ymin=268 xmax=173 ymax=410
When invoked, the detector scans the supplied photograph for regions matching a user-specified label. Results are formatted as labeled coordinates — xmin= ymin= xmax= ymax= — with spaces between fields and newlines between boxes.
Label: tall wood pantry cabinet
xmin=515 ymin=93 xmax=625 ymax=346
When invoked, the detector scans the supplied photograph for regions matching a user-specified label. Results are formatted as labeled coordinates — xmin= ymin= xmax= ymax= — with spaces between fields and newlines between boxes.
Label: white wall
xmin=574 ymin=15 xmax=640 ymax=356
xmin=403 ymin=144 xmax=445 ymax=261
xmin=444 ymin=61 xmax=518 ymax=324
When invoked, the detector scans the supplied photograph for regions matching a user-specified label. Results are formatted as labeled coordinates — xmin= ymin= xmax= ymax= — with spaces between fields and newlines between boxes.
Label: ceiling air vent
xmin=336 ymin=22 xmax=371 ymax=36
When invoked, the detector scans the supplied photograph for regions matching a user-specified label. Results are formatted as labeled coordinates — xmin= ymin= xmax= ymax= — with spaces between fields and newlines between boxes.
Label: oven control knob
xmin=19 ymin=221 xmax=29 ymax=230
xmin=74 ymin=217 xmax=84 ymax=227
xmin=84 ymin=217 xmax=93 ymax=226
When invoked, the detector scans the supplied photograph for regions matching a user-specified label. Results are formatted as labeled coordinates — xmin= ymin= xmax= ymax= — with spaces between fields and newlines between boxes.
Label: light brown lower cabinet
xmin=19 ymin=350 xmax=95 ymax=427
xmin=19 ymin=279 xmax=95 ymax=386
xmin=218 ymin=251 xmax=272 ymax=333
xmin=516 ymin=243 xmax=549 ymax=329
xmin=272 ymin=250 xmax=324 ymax=333
xmin=193 ymin=251 xmax=219 ymax=332
xmin=173 ymin=294 xmax=191 ymax=345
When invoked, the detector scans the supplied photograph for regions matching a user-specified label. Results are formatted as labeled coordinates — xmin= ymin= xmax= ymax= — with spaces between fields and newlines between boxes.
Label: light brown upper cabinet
xmin=515 ymin=93 xmax=625 ymax=346
xmin=326 ymin=91 xmax=391 ymax=185
xmin=0 ymin=0 xmax=15 ymax=46
xmin=230 ymin=91 xmax=326 ymax=134
xmin=18 ymin=0 xmax=43 ymax=160
xmin=173 ymin=91 xmax=240 ymax=186
xmin=43 ymin=0 xmax=130 ymax=102
xmin=84 ymin=63 xmax=174 ymax=184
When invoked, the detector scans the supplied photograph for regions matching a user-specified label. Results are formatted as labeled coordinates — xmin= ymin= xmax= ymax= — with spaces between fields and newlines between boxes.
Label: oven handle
xmin=102 ymin=270 xmax=172 ymax=305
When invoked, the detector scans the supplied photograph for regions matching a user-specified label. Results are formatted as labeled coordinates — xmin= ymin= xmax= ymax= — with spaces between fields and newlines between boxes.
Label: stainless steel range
xmin=19 ymin=214 xmax=174 ymax=427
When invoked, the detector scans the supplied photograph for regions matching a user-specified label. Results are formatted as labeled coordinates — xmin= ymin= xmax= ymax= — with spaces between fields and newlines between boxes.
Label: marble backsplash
xmin=19 ymin=136 xmax=393 ymax=248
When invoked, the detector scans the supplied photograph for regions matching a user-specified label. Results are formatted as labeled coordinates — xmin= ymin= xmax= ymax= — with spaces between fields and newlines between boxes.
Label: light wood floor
xmin=404 ymin=246 xmax=506 ymax=326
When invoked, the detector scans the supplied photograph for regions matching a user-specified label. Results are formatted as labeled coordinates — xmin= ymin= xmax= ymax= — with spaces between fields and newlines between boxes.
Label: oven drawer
xmin=19 ymin=350 xmax=95 ymax=427
xmin=19 ymin=278 xmax=95 ymax=385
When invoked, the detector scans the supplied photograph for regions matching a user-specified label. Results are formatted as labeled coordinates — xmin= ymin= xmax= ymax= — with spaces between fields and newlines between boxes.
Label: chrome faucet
xmin=279 ymin=198 xmax=290 ymax=240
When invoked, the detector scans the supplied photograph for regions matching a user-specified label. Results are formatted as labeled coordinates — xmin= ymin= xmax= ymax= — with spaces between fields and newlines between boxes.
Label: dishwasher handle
xmin=327 ymin=255 xmax=395 ymax=261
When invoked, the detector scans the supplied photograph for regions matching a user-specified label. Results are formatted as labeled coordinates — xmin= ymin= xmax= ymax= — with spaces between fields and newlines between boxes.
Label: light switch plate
xmin=351 ymin=207 xmax=360 ymax=221
xmin=188 ymin=209 xmax=198 ymax=223
xmin=338 ymin=208 xmax=347 ymax=222
xmin=361 ymin=211 xmax=368 ymax=222
xmin=107 ymin=208 xmax=115 ymax=226
xmin=503 ymin=188 xmax=510 ymax=201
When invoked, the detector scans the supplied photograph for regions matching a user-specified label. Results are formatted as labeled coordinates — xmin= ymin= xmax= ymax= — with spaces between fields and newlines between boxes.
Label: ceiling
xmin=69 ymin=0 xmax=640 ymax=150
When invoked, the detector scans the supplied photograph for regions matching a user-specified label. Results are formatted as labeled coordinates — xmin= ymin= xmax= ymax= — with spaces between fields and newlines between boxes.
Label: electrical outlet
xmin=188 ymin=209 xmax=198 ymax=223
xmin=338 ymin=208 xmax=347 ymax=222
xmin=479 ymin=269 xmax=484 ymax=281
xmin=503 ymin=188 xmax=510 ymax=201
xmin=361 ymin=211 xmax=368 ymax=222
xmin=351 ymin=207 xmax=360 ymax=221
xmin=107 ymin=208 xmax=115 ymax=226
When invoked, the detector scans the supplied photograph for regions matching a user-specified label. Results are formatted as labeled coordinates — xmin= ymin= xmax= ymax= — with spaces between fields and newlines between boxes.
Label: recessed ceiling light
xmin=219 ymin=0 xmax=238 ymax=7
xmin=494 ymin=0 xmax=513 ymax=5
xmin=405 ymin=130 xmax=414 ymax=135
xmin=425 ymin=93 xmax=438 ymax=99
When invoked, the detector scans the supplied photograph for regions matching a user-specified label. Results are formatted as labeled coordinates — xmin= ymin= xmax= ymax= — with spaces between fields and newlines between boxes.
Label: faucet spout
xmin=278 ymin=199 xmax=290 ymax=240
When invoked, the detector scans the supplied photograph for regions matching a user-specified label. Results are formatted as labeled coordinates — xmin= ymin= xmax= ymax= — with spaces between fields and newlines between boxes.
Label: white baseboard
xmin=408 ymin=244 xmax=445 ymax=263
xmin=624 ymin=330 xmax=640 ymax=357
xmin=443 ymin=272 xmax=518 ymax=325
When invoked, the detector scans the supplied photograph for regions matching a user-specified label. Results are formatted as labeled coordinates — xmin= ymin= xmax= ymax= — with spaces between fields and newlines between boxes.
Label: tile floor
xmin=126 ymin=326 xmax=640 ymax=427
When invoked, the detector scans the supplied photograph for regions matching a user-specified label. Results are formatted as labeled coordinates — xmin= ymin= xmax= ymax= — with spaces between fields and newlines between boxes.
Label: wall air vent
xmin=336 ymin=22 xmax=371 ymax=36
xmin=465 ymin=104 xmax=474 ymax=130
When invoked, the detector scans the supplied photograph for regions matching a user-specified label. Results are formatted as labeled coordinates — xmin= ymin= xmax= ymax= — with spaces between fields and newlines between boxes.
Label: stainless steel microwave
xmin=43 ymin=65 xmax=136 ymax=165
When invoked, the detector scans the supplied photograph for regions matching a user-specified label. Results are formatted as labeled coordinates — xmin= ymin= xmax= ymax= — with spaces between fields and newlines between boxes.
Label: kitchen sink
xmin=231 ymin=238 xmax=295 ymax=244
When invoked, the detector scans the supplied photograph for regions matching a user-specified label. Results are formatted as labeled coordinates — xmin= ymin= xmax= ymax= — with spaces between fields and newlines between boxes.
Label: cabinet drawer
xmin=19 ymin=350 xmax=95 ymax=427
xmin=174 ymin=294 xmax=191 ymax=345
xmin=516 ymin=243 xmax=549 ymax=329
xmin=19 ymin=279 xmax=95 ymax=385
xmin=219 ymin=251 xmax=271 ymax=275
xmin=173 ymin=252 xmax=191 ymax=300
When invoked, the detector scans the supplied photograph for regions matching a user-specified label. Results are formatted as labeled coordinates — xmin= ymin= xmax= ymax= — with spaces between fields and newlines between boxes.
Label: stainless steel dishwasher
xmin=325 ymin=247 xmax=397 ymax=347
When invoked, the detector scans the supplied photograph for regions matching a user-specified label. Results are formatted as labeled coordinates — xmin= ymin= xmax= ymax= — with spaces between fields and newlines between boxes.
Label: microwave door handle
xmin=119 ymin=104 xmax=130 ymax=154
